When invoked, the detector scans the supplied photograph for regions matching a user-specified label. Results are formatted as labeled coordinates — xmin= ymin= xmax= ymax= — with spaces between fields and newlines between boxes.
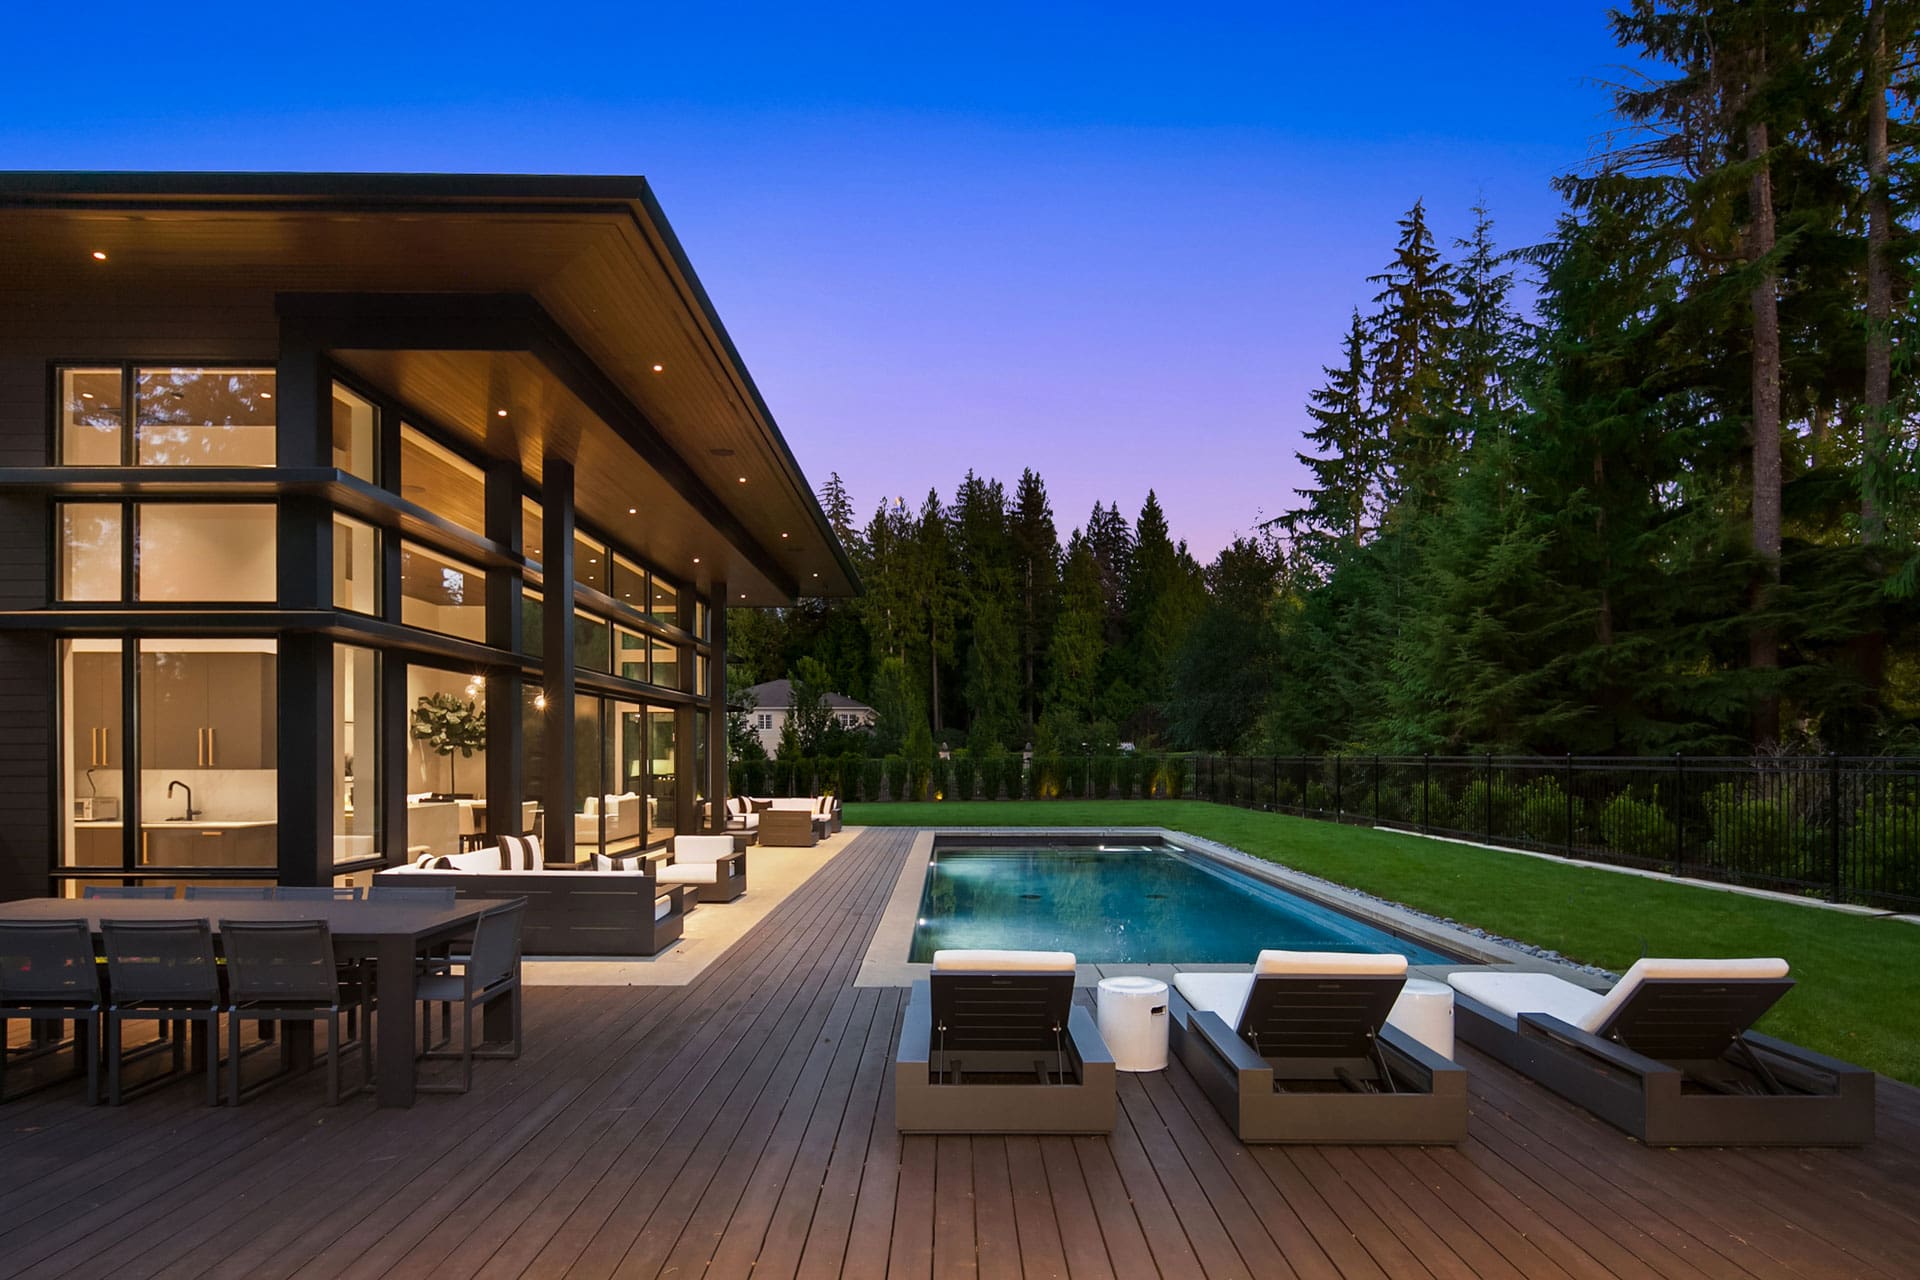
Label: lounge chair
xmin=895 ymin=949 xmax=1115 ymax=1134
xmin=1168 ymin=950 xmax=1467 ymax=1144
xmin=656 ymin=835 xmax=747 ymax=903
xmin=1448 ymin=959 xmax=1874 ymax=1146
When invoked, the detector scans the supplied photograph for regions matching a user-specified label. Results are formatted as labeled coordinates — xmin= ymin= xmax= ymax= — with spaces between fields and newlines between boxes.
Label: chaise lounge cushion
xmin=1451 ymin=957 xmax=1789 ymax=1037
xmin=930 ymin=949 xmax=1076 ymax=973
xmin=1176 ymin=950 xmax=1408 ymax=1028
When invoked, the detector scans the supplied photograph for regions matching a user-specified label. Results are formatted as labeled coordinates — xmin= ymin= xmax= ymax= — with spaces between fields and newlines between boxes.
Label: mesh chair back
xmin=82 ymin=885 xmax=176 ymax=900
xmin=184 ymin=886 xmax=273 ymax=901
xmin=101 ymin=919 xmax=221 ymax=1004
xmin=466 ymin=900 xmax=526 ymax=988
xmin=220 ymin=920 xmax=340 ymax=1005
xmin=0 ymin=920 xmax=103 ymax=1003
xmin=368 ymin=885 xmax=456 ymax=906
xmin=275 ymin=886 xmax=363 ymax=902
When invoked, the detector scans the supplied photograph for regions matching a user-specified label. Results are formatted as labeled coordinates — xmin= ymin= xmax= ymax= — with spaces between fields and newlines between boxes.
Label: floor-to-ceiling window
xmin=334 ymin=645 xmax=380 ymax=866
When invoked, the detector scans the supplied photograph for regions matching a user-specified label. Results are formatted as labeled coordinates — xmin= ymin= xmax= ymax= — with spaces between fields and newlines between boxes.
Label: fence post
xmin=1421 ymin=754 xmax=1430 ymax=832
xmin=1565 ymin=753 xmax=1575 ymax=856
xmin=1484 ymin=753 xmax=1494 ymax=840
xmin=1333 ymin=754 xmax=1343 ymax=822
xmin=1270 ymin=755 xmax=1278 ymax=811
xmin=1829 ymin=752 xmax=1843 ymax=903
xmin=1373 ymin=755 xmax=1381 ymax=823
xmin=1226 ymin=754 xmax=1235 ymax=806
xmin=1673 ymin=753 xmax=1685 ymax=876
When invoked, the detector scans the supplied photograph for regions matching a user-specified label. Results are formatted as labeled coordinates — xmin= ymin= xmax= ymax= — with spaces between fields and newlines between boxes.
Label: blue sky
xmin=0 ymin=1 xmax=1630 ymax=555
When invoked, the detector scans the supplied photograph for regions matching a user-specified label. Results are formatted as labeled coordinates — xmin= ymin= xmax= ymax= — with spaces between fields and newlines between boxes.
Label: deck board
xmin=4 ymin=823 xmax=1918 ymax=1280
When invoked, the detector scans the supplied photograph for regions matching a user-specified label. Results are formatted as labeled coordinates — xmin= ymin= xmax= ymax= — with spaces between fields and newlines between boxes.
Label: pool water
xmin=909 ymin=842 xmax=1451 ymax=965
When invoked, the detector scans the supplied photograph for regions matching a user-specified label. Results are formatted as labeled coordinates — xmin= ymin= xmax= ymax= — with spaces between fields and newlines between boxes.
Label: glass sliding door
xmin=609 ymin=700 xmax=645 ymax=852
xmin=647 ymin=708 xmax=677 ymax=836
xmin=135 ymin=638 xmax=278 ymax=873
xmin=62 ymin=639 xmax=125 ymax=882
xmin=334 ymin=645 xmax=379 ymax=866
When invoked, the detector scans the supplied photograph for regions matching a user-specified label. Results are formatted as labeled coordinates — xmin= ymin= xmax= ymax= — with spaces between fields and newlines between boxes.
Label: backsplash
xmin=126 ymin=769 xmax=278 ymax=822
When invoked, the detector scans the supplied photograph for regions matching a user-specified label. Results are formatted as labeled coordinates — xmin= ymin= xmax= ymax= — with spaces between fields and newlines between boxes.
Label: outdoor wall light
xmin=495 ymin=409 xmax=508 ymax=417
xmin=91 ymin=250 xmax=107 ymax=260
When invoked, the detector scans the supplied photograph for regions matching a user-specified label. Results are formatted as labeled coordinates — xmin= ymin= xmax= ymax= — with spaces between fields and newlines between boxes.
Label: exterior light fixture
xmin=628 ymin=507 xmax=637 ymax=514
xmin=651 ymin=364 xmax=664 ymax=373
xmin=780 ymin=532 xmax=788 ymax=539
xmin=495 ymin=409 xmax=508 ymax=418
xmin=81 ymin=392 xmax=93 ymax=400
xmin=91 ymin=251 xmax=107 ymax=261
xmin=692 ymin=557 xmax=700 ymax=564
xmin=260 ymin=392 xmax=272 ymax=400
xmin=534 ymin=693 xmax=548 ymax=710
xmin=737 ymin=476 xmax=747 ymax=484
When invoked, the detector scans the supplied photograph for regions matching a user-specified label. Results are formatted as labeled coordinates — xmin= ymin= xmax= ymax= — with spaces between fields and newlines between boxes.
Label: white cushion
xmin=655 ymin=895 xmax=672 ymax=922
xmin=673 ymin=835 xmax=735 ymax=865
xmin=1173 ymin=972 xmax=1255 ymax=1025
xmin=1254 ymin=949 xmax=1407 ymax=978
xmin=768 ymin=798 xmax=815 ymax=812
xmin=930 ymin=949 xmax=1075 ymax=973
xmin=1447 ymin=971 xmax=1604 ymax=1028
xmin=581 ymin=796 xmax=598 ymax=816
xmin=446 ymin=849 xmax=499 ymax=873
xmin=1576 ymin=957 xmax=1788 ymax=1035
xmin=659 ymin=864 xmax=720 ymax=885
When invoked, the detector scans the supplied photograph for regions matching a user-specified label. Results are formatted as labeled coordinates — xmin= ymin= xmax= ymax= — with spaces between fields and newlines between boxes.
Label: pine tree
xmin=1010 ymin=468 xmax=1061 ymax=732
xmin=1290 ymin=309 xmax=1382 ymax=565
xmin=1046 ymin=532 xmax=1108 ymax=728
xmin=818 ymin=471 xmax=859 ymax=555
xmin=1365 ymin=199 xmax=1462 ymax=510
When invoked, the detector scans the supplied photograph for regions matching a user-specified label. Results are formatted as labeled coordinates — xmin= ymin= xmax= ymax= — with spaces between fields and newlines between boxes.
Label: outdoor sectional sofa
xmin=374 ymin=837 xmax=685 ymax=956
xmin=1448 ymin=958 xmax=1875 ymax=1146
xmin=1168 ymin=950 xmax=1468 ymax=1144
xmin=747 ymin=796 xmax=838 ymax=846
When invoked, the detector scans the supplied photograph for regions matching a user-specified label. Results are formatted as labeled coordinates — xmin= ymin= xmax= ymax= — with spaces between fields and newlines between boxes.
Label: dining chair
xmin=100 ymin=918 xmax=223 ymax=1105
xmin=220 ymin=919 xmax=368 ymax=1105
xmin=184 ymin=886 xmax=273 ymax=901
xmin=0 ymin=920 xmax=105 ymax=1105
xmin=81 ymin=886 xmax=176 ymax=900
xmin=415 ymin=900 xmax=525 ymax=1095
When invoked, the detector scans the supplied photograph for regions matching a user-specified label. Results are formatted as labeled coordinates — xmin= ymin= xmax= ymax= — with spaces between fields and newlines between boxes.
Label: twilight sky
xmin=0 ymin=1 xmax=1628 ymax=557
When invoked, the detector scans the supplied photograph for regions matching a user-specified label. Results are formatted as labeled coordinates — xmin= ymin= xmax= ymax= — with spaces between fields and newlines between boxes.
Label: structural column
xmin=484 ymin=458 xmax=525 ymax=840
xmin=541 ymin=458 xmax=577 ymax=864
xmin=706 ymin=582 xmax=728 ymax=832
xmin=274 ymin=327 xmax=333 ymax=886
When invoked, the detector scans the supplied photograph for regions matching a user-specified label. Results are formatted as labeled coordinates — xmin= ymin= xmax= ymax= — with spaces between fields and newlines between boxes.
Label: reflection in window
xmin=136 ymin=504 xmax=277 ymax=601
xmin=651 ymin=636 xmax=680 ymax=689
xmin=399 ymin=541 xmax=485 ymax=642
xmin=135 ymin=368 xmax=276 ymax=466
xmin=696 ymin=652 xmax=709 ymax=697
xmin=612 ymin=555 xmax=645 ymax=608
xmin=574 ymin=695 xmax=604 ymax=847
xmin=61 ymin=638 xmax=124 ymax=870
xmin=522 ymin=497 xmax=543 ymax=574
xmin=332 ymin=515 xmax=378 ymax=614
xmin=574 ymin=531 xmax=606 ymax=593
xmin=59 ymin=368 xmax=124 ymax=465
xmin=648 ymin=708 xmax=677 ymax=832
xmin=399 ymin=426 xmax=484 ymax=535
xmin=521 ymin=589 xmax=544 ymax=657
xmin=59 ymin=503 xmax=123 ymax=601
xmin=331 ymin=384 xmax=377 ymax=482
xmin=522 ymin=682 xmax=547 ymax=815
xmin=575 ymin=611 xmax=609 ymax=672
xmin=696 ymin=600 xmax=710 ymax=639
xmin=649 ymin=576 xmax=679 ymax=628
xmin=616 ymin=626 xmax=647 ymax=682
xmin=334 ymin=645 xmax=379 ymax=864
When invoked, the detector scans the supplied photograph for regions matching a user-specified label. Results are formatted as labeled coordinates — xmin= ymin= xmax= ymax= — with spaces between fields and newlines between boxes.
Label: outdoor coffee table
xmin=0 ymin=896 xmax=501 ymax=1108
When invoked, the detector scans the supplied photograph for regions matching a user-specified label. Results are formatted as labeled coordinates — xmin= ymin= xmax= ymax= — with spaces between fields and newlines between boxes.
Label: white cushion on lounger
xmin=930 ymin=949 xmax=1075 ymax=973
xmin=658 ymin=862 xmax=720 ymax=885
xmin=672 ymin=835 xmax=735 ymax=864
xmin=1172 ymin=972 xmax=1256 ymax=1024
xmin=1254 ymin=949 xmax=1407 ymax=977
xmin=1447 ymin=971 xmax=1601 ymax=1028
xmin=1576 ymin=957 xmax=1788 ymax=1035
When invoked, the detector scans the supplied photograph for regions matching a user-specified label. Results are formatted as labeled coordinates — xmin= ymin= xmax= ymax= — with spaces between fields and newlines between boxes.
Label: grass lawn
xmin=844 ymin=799 xmax=1920 ymax=1085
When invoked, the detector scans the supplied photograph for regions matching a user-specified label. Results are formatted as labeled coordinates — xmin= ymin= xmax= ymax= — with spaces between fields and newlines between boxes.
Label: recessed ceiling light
xmin=81 ymin=392 xmax=94 ymax=400
xmin=651 ymin=364 xmax=664 ymax=373
xmin=90 ymin=251 xmax=107 ymax=261
xmin=737 ymin=476 xmax=747 ymax=484
xmin=495 ymin=409 xmax=508 ymax=418
xmin=692 ymin=557 xmax=700 ymax=564
xmin=260 ymin=392 xmax=272 ymax=400
xmin=812 ymin=572 xmax=819 ymax=578
xmin=739 ymin=593 xmax=747 ymax=600
xmin=628 ymin=507 xmax=637 ymax=515
xmin=780 ymin=532 xmax=789 ymax=539
xmin=589 ymin=558 xmax=597 ymax=564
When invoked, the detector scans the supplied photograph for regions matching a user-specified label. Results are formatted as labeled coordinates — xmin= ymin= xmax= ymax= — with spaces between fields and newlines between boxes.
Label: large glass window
xmin=649 ymin=576 xmax=679 ymax=628
xmin=608 ymin=700 xmax=645 ymax=852
xmin=61 ymin=639 xmax=124 ymax=871
xmin=615 ymin=626 xmax=647 ymax=682
xmin=331 ymin=383 xmax=377 ymax=482
xmin=574 ymin=695 xmax=604 ymax=851
xmin=648 ymin=708 xmax=677 ymax=834
xmin=612 ymin=555 xmax=645 ymax=608
xmin=574 ymin=611 xmax=609 ymax=671
xmin=651 ymin=636 xmax=680 ymax=689
xmin=333 ymin=515 xmax=378 ymax=614
xmin=521 ymin=497 xmax=544 ymax=574
xmin=404 ymin=667 xmax=488 ymax=857
xmin=135 ymin=368 xmax=276 ymax=466
xmin=399 ymin=426 xmax=484 ymax=535
xmin=59 ymin=368 xmax=124 ymax=465
xmin=136 ymin=504 xmax=277 ymax=602
xmin=574 ymin=531 xmax=606 ymax=593
xmin=334 ymin=645 xmax=379 ymax=864
xmin=399 ymin=542 xmax=485 ymax=642
xmin=522 ymin=682 xmax=547 ymax=838
xmin=137 ymin=638 xmax=278 ymax=870
xmin=58 ymin=502 xmax=122 ymax=601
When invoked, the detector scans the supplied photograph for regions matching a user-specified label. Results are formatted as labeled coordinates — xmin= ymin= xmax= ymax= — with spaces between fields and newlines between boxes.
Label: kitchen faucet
xmin=166 ymin=780 xmax=200 ymax=821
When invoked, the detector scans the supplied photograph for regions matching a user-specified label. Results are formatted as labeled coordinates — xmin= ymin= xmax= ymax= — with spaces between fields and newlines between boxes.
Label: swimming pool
xmin=908 ymin=840 xmax=1452 ymax=964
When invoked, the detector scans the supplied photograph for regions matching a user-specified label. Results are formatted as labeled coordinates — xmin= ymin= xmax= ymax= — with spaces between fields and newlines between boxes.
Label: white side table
xmin=1386 ymin=977 xmax=1455 ymax=1059
xmin=1097 ymin=976 xmax=1170 ymax=1072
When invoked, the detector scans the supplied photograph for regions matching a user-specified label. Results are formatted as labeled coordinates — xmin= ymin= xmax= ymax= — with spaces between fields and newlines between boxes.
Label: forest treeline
xmin=731 ymin=1 xmax=1920 ymax=760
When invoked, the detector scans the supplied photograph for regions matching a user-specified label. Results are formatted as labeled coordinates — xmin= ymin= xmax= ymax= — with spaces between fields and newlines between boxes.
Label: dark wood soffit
xmin=281 ymin=292 xmax=798 ymax=602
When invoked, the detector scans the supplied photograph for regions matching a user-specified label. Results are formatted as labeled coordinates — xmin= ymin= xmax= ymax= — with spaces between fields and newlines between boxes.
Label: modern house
xmin=740 ymin=678 xmax=876 ymax=755
xmin=0 ymin=172 xmax=856 ymax=902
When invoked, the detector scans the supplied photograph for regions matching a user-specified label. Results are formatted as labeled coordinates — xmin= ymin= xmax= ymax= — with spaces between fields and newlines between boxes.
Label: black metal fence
xmin=1193 ymin=754 xmax=1920 ymax=910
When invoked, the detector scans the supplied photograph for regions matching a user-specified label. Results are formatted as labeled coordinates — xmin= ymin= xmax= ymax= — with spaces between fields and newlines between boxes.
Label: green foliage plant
xmin=409 ymin=692 xmax=486 ymax=796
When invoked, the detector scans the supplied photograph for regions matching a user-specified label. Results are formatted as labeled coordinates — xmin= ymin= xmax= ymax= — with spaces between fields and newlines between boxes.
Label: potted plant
xmin=410 ymin=692 xmax=487 ymax=799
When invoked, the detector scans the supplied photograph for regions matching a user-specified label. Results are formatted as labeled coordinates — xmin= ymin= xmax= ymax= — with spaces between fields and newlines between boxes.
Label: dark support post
xmin=1421 ymin=754 xmax=1431 ymax=832
xmin=1829 ymin=752 xmax=1843 ymax=903
xmin=1484 ymin=753 xmax=1494 ymax=839
xmin=1333 ymin=754 xmax=1342 ymax=822
xmin=707 ymin=583 xmax=728 ymax=832
xmin=542 ymin=459 xmax=577 ymax=865
xmin=1673 ymin=753 xmax=1686 ymax=875
xmin=484 ymin=460 xmax=524 ymax=839
xmin=381 ymin=655 xmax=407 ymax=868
xmin=1270 ymin=755 xmax=1277 ymax=811
xmin=675 ymin=588 xmax=697 ymax=834
xmin=276 ymin=635 xmax=330 ymax=887
xmin=1565 ymin=753 xmax=1575 ymax=856
xmin=1373 ymin=754 xmax=1381 ymax=823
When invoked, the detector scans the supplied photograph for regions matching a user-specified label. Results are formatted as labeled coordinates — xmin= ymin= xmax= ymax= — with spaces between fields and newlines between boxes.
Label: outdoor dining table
xmin=0 ymin=895 xmax=510 ymax=1108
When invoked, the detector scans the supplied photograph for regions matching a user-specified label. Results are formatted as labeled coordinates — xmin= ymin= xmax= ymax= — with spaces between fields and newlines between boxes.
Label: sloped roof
xmin=743 ymin=678 xmax=874 ymax=713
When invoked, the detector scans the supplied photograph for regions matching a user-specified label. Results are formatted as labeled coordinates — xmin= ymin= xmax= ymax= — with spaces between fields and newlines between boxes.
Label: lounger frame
xmin=1452 ymin=977 xmax=1875 ymax=1146
xmin=895 ymin=973 xmax=1116 ymax=1134
xmin=1168 ymin=978 xmax=1467 ymax=1144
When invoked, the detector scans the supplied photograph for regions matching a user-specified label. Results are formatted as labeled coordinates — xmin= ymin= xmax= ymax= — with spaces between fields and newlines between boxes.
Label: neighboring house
xmin=742 ymin=679 xmax=875 ymax=755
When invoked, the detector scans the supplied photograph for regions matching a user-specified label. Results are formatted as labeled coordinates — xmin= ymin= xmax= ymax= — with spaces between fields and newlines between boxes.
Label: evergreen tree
xmin=1011 ymin=468 xmax=1062 ymax=731
xmin=1289 ymin=309 xmax=1382 ymax=565
xmin=1045 ymin=532 xmax=1108 ymax=729
xmin=1365 ymin=198 xmax=1463 ymax=510
xmin=818 ymin=471 xmax=860 ymax=555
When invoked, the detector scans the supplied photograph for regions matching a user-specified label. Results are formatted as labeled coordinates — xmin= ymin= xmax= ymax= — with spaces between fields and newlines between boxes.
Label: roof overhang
xmin=0 ymin=171 xmax=859 ymax=604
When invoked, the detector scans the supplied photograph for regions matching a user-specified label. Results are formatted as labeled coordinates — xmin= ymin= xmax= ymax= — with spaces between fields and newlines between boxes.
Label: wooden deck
xmin=4 ymin=826 xmax=1919 ymax=1279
